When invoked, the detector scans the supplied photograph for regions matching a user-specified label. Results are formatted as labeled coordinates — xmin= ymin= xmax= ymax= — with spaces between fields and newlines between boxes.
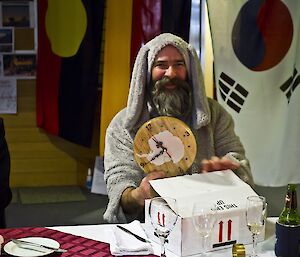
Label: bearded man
xmin=103 ymin=33 xmax=253 ymax=223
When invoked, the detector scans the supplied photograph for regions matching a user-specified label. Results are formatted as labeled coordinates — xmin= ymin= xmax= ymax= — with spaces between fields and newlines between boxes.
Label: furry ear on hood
xmin=124 ymin=33 xmax=210 ymax=131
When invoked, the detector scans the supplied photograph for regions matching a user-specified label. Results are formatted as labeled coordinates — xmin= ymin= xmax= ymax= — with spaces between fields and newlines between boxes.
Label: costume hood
xmin=124 ymin=33 xmax=210 ymax=131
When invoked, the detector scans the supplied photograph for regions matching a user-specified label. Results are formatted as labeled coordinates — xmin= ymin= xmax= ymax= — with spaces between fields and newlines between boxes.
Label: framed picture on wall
xmin=0 ymin=27 xmax=14 ymax=53
xmin=2 ymin=53 xmax=36 ymax=78
xmin=0 ymin=0 xmax=37 ymax=53
xmin=14 ymin=27 xmax=35 ymax=52
xmin=0 ymin=1 xmax=34 ymax=28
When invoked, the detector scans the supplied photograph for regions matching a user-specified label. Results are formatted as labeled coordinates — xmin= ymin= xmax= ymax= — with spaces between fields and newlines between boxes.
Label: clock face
xmin=133 ymin=116 xmax=197 ymax=177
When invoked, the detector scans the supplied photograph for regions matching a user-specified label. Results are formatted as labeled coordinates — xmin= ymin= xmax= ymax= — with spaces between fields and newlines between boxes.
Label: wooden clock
xmin=133 ymin=116 xmax=197 ymax=177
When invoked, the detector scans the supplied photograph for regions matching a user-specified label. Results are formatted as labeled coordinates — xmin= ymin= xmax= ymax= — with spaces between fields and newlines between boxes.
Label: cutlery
xmin=116 ymin=225 xmax=151 ymax=243
xmin=11 ymin=244 xmax=48 ymax=254
xmin=12 ymin=239 xmax=67 ymax=253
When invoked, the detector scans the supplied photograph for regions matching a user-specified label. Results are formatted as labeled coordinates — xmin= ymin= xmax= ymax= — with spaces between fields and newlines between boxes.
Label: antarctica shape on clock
xmin=133 ymin=116 xmax=197 ymax=177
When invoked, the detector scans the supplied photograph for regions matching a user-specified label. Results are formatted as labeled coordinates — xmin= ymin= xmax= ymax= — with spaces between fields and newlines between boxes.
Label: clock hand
xmin=139 ymin=148 xmax=165 ymax=168
xmin=162 ymin=147 xmax=172 ymax=159
xmin=151 ymin=136 xmax=172 ymax=159
xmin=152 ymin=135 xmax=158 ymax=143
xmin=150 ymin=149 xmax=164 ymax=161
xmin=152 ymin=136 xmax=163 ymax=148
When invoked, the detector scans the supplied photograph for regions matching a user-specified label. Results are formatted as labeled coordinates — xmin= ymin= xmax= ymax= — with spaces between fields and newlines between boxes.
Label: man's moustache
xmin=154 ymin=77 xmax=187 ymax=90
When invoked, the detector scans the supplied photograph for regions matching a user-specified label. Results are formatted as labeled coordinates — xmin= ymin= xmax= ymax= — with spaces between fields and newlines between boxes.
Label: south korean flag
xmin=207 ymin=0 xmax=300 ymax=186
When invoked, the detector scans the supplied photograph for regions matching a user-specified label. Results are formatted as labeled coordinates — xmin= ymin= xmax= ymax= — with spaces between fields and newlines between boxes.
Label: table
xmin=51 ymin=217 xmax=278 ymax=257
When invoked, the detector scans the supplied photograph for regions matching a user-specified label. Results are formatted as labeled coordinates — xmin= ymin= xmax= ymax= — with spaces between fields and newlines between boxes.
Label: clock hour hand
xmin=151 ymin=136 xmax=172 ymax=159
xmin=150 ymin=149 xmax=164 ymax=161
xmin=140 ymin=148 xmax=165 ymax=168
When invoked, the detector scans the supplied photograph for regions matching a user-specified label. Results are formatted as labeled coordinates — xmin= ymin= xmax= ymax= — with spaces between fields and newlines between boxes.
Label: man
xmin=103 ymin=33 xmax=253 ymax=223
xmin=0 ymin=118 xmax=11 ymax=228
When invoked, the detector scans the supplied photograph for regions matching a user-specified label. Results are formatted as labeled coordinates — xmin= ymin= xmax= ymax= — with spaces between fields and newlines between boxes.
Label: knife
xmin=12 ymin=239 xmax=67 ymax=253
xmin=116 ymin=225 xmax=151 ymax=243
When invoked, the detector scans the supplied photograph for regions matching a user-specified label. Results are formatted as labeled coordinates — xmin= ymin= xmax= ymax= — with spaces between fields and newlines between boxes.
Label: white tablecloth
xmin=50 ymin=217 xmax=278 ymax=257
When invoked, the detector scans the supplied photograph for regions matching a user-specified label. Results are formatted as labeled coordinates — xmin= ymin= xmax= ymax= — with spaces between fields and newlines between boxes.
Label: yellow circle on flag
xmin=45 ymin=0 xmax=87 ymax=57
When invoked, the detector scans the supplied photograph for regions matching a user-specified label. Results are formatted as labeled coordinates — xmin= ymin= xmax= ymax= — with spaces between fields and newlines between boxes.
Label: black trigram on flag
xmin=218 ymin=72 xmax=249 ymax=113
xmin=280 ymin=68 xmax=300 ymax=103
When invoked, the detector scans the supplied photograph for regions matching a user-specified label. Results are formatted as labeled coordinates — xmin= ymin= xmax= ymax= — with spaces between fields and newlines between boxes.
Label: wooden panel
xmin=17 ymin=80 xmax=36 ymax=93
xmin=2 ymin=113 xmax=37 ymax=128
xmin=77 ymin=161 xmax=90 ymax=186
xmin=9 ymin=142 xmax=71 ymax=158
xmin=17 ymin=80 xmax=36 ymax=112
xmin=6 ymin=128 xmax=52 ymax=142
xmin=17 ymin=96 xmax=36 ymax=112
xmin=11 ymin=172 xmax=78 ymax=187
xmin=11 ymin=158 xmax=76 ymax=172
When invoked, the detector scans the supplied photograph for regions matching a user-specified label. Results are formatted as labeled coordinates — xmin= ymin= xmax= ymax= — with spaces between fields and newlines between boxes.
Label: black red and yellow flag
xmin=37 ymin=0 xmax=105 ymax=147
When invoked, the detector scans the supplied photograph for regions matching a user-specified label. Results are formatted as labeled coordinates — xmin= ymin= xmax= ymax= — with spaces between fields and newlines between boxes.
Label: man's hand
xmin=201 ymin=156 xmax=240 ymax=173
xmin=121 ymin=171 xmax=166 ymax=214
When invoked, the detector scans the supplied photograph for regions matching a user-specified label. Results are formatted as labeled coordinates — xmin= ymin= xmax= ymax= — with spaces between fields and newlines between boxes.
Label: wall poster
xmin=0 ymin=78 xmax=17 ymax=114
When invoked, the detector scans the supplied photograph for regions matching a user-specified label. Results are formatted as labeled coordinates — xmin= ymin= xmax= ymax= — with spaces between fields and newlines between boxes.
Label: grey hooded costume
xmin=103 ymin=33 xmax=253 ymax=223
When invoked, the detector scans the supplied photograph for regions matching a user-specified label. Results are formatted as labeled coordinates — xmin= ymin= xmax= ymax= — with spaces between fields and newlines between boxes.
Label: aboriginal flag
xmin=36 ymin=0 xmax=105 ymax=147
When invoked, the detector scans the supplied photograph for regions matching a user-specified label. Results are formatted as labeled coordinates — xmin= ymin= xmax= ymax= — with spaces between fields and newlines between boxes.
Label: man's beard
xmin=151 ymin=77 xmax=192 ymax=119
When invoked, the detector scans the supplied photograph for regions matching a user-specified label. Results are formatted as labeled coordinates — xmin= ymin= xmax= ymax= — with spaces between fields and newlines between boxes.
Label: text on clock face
xmin=136 ymin=130 xmax=184 ymax=166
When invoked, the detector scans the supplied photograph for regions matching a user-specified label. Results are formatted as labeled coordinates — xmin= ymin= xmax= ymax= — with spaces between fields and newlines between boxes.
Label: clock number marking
xmin=183 ymin=131 xmax=190 ymax=137
xmin=178 ymin=167 xmax=184 ymax=174
xmin=140 ymin=162 xmax=147 ymax=167
xmin=146 ymin=123 xmax=152 ymax=131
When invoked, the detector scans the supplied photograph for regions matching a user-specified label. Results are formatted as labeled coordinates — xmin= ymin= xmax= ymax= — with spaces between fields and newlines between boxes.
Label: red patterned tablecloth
xmin=0 ymin=227 xmax=156 ymax=257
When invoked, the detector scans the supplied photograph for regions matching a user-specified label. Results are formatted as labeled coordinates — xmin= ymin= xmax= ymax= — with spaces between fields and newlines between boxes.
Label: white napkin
xmin=110 ymin=220 xmax=153 ymax=256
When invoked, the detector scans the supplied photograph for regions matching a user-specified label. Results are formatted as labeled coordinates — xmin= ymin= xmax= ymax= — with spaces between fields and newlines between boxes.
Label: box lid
xmin=149 ymin=170 xmax=257 ymax=218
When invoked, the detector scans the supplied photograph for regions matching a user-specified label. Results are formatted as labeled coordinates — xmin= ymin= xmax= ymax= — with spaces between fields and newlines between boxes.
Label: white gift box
xmin=144 ymin=170 xmax=265 ymax=256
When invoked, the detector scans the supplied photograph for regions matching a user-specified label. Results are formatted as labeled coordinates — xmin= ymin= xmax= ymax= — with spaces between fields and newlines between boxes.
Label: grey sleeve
xmin=103 ymin=114 xmax=144 ymax=223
